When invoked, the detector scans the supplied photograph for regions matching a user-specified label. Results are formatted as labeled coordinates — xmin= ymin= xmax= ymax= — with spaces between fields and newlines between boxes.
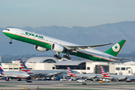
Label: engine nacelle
xmin=5 ymin=77 xmax=10 ymax=81
xmin=35 ymin=45 xmax=49 ymax=52
xmin=51 ymin=43 xmax=65 ymax=52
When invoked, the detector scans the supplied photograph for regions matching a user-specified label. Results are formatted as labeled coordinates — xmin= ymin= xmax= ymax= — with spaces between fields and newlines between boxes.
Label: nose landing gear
xmin=9 ymin=38 xmax=12 ymax=44
xmin=63 ymin=55 xmax=71 ymax=60
xmin=9 ymin=42 xmax=12 ymax=44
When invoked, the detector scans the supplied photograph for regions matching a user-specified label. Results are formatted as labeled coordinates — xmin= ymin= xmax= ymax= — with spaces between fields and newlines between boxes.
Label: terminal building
xmin=1 ymin=57 xmax=135 ymax=75
xmin=25 ymin=57 xmax=57 ymax=70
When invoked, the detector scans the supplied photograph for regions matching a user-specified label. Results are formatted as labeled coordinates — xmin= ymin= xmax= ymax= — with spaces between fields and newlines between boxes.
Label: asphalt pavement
xmin=0 ymin=80 xmax=135 ymax=90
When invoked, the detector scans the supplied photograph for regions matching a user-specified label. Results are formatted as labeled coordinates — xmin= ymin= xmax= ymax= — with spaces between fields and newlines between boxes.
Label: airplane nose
xmin=2 ymin=30 xmax=8 ymax=36
xmin=2 ymin=28 xmax=10 ymax=33
xmin=2 ymin=30 xmax=6 ymax=32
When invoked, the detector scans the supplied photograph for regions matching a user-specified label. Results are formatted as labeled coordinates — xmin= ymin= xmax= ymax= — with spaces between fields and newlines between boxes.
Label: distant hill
xmin=0 ymin=21 xmax=135 ymax=56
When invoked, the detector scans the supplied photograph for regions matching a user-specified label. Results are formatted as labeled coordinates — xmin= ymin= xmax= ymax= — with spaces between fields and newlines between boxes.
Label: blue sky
xmin=0 ymin=0 xmax=135 ymax=28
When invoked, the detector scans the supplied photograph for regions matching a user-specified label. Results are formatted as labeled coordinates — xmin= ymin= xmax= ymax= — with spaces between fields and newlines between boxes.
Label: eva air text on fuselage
xmin=25 ymin=32 xmax=44 ymax=39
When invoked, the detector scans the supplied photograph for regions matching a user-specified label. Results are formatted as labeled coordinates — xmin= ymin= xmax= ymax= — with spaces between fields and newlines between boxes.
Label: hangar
xmin=26 ymin=57 xmax=57 ymax=63
xmin=55 ymin=60 xmax=87 ymax=70
xmin=25 ymin=57 xmax=57 ymax=70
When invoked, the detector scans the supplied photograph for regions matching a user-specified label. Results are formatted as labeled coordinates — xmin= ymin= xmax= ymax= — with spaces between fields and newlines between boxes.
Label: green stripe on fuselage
xmin=70 ymin=51 xmax=109 ymax=61
xmin=3 ymin=32 xmax=110 ymax=62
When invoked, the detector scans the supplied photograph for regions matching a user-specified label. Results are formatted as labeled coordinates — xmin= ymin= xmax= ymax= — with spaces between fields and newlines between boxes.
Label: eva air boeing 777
xmin=3 ymin=28 xmax=129 ymax=62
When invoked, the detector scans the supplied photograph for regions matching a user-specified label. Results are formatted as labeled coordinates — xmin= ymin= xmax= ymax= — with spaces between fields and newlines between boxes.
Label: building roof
xmin=55 ymin=60 xmax=88 ymax=66
xmin=26 ymin=57 xmax=58 ymax=63
xmin=124 ymin=61 xmax=135 ymax=65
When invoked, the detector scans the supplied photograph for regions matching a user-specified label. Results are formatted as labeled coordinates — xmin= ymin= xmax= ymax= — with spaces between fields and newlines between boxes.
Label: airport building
xmin=25 ymin=57 xmax=57 ymax=70
xmin=1 ymin=57 xmax=135 ymax=75
xmin=2 ymin=61 xmax=21 ymax=71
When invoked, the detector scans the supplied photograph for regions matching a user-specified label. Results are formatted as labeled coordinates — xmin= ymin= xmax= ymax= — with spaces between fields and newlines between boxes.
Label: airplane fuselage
xmin=3 ymin=28 xmax=116 ymax=62
xmin=28 ymin=70 xmax=68 ymax=76
xmin=2 ymin=71 xmax=29 ymax=78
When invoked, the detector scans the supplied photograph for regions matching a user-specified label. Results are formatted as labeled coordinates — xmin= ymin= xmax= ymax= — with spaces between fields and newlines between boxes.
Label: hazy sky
xmin=0 ymin=0 xmax=135 ymax=28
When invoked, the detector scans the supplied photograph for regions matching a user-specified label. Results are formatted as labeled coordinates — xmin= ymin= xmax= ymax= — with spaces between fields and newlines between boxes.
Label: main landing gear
xmin=54 ymin=52 xmax=62 ymax=59
xmin=63 ymin=55 xmax=71 ymax=60
xmin=54 ymin=55 xmax=62 ymax=59
xmin=54 ymin=52 xmax=72 ymax=60
xmin=64 ymin=51 xmax=72 ymax=60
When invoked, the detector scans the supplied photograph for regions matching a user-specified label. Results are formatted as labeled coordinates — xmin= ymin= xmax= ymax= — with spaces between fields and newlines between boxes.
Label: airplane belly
xmin=70 ymin=51 xmax=112 ymax=62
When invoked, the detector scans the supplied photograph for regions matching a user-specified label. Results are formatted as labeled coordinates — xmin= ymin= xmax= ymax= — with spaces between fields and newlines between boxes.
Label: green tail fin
xmin=105 ymin=39 xmax=126 ymax=57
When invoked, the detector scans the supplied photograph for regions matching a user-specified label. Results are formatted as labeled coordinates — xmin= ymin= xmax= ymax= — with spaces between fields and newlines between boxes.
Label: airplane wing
xmin=47 ymin=72 xmax=59 ymax=76
xmin=64 ymin=43 xmax=113 ymax=51
xmin=110 ymin=57 xmax=132 ymax=60
xmin=87 ymin=75 xmax=96 ymax=79
xmin=113 ymin=75 xmax=127 ymax=80
xmin=42 ymin=71 xmax=67 ymax=76
xmin=77 ymin=74 xmax=96 ymax=79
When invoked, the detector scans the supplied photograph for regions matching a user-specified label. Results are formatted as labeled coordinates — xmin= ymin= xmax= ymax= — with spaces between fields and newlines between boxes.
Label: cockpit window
xmin=5 ymin=29 xmax=10 ymax=31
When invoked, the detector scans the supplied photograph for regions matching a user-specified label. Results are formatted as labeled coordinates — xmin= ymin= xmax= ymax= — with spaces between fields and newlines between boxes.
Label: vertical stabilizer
xmin=67 ymin=67 xmax=77 ymax=77
xmin=19 ymin=59 xmax=33 ymax=74
xmin=100 ymin=66 xmax=111 ymax=77
xmin=0 ymin=64 xmax=5 ymax=75
xmin=105 ymin=39 xmax=126 ymax=57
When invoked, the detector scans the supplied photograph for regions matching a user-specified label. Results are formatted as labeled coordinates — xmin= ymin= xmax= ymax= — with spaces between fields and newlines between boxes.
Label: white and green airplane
xmin=3 ymin=28 xmax=129 ymax=62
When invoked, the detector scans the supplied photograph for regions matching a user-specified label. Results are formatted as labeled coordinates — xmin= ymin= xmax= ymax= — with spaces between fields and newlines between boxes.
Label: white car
xmin=60 ymin=79 xmax=67 ymax=81
xmin=76 ymin=79 xmax=86 ymax=83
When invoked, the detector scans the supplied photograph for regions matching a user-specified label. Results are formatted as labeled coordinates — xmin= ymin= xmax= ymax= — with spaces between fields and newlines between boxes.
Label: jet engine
xmin=35 ymin=45 xmax=49 ymax=52
xmin=5 ymin=77 xmax=10 ymax=81
xmin=51 ymin=43 xmax=65 ymax=52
